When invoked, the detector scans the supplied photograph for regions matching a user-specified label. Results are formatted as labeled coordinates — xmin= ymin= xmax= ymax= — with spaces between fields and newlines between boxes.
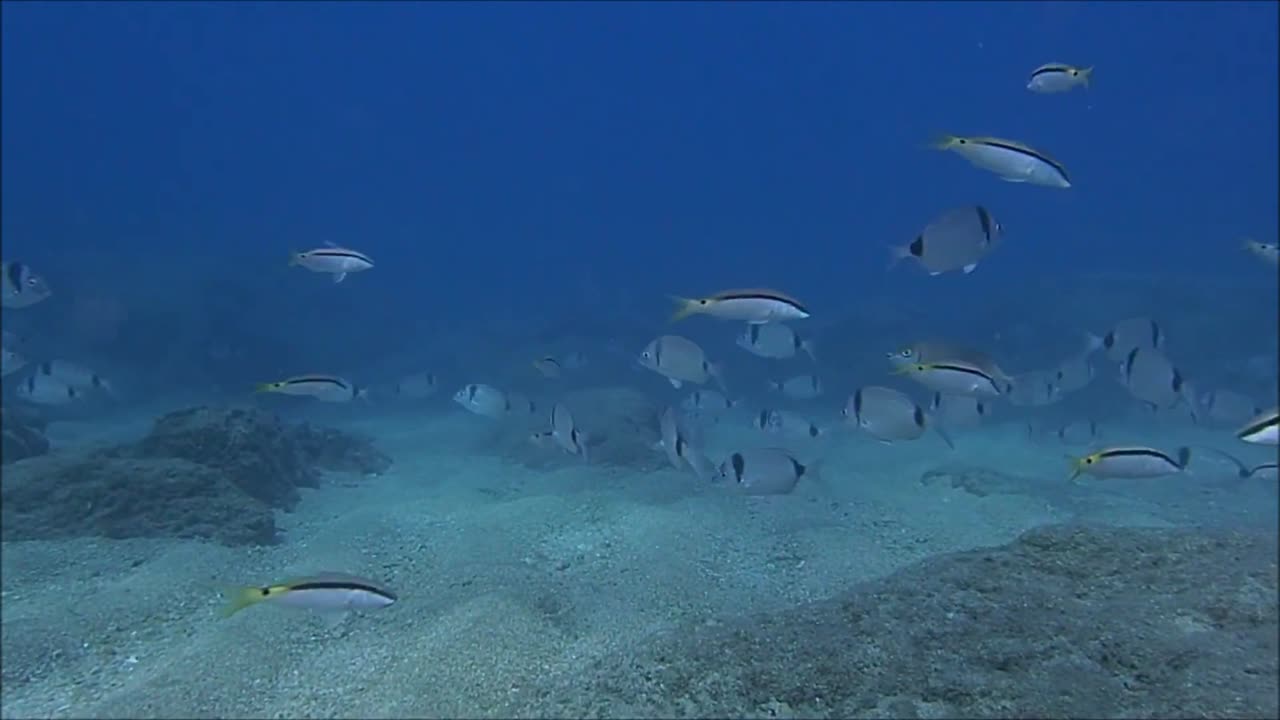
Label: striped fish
xmin=932 ymin=135 xmax=1071 ymax=188
xmin=220 ymin=572 xmax=396 ymax=619
xmin=290 ymin=245 xmax=374 ymax=283
xmin=669 ymin=288 xmax=810 ymax=324
xmin=256 ymin=374 xmax=363 ymax=403
xmin=1236 ymin=408 xmax=1278 ymax=446
xmin=1071 ymin=446 xmax=1190 ymax=480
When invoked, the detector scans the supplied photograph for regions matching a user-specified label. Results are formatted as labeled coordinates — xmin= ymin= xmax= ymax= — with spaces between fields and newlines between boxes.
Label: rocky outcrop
xmin=1 ymin=406 xmax=50 ymax=465
xmin=529 ymin=525 xmax=1279 ymax=719
xmin=0 ymin=406 xmax=390 ymax=546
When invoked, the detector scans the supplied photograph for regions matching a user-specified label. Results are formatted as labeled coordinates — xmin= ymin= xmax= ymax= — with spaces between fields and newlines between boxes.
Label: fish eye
xmin=1085 ymin=457 xmax=1095 ymax=464
xmin=899 ymin=349 xmax=911 ymax=357
xmin=26 ymin=277 xmax=37 ymax=286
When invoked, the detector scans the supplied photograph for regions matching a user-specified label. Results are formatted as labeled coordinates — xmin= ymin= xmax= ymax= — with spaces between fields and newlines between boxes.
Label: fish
xmin=929 ymin=392 xmax=990 ymax=430
xmin=256 ymin=375 xmax=364 ymax=403
xmin=1 ymin=346 xmax=26 ymax=377
xmin=768 ymin=373 xmax=823 ymax=400
xmin=392 ymin=371 xmax=439 ymax=400
xmin=546 ymin=402 xmax=590 ymax=461
xmin=33 ymin=360 xmax=115 ymax=396
xmin=1005 ymin=370 xmax=1063 ymax=408
xmin=1199 ymin=389 xmax=1263 ymax=426
xmin=1236 ymin=408 xmax=1278 ymax=445
xmin=0 ymin=262 xmax=47 ymax=308
xmin=669 ymin=289 xmax=810 ymax=324
xmin=1201 ymin=447 xmax=1279 ymax=481
xmin=219 ymin=572 xmax=396 ymax=620
xmin=1 ymin=261 xmax=53 ymax=309
xmin=735 ymin=322 xmax=816 ymax=361
xmin=532 ymin=356 xmax=563 ymax=379
xmin=886 ymin=341 xmax=1013 ymax=385
xmin=289 ymin=246 xmax=374 ymax=283
xmin=1119 ymin=347 xmax=1196 ymax=418
xmin=1070 ymin=446 xmax=1191 ymax=480
xmin=752 ymin=407 xmax=825 ymax=441
xmin=658 ymin=406 xmax=715 ymax=479
xmin=1053 ymin=334 xmax=1101 ymax=394
xmin=638 ymin=335 xmax=725 ymax=390
xmin=452 ymin=383 xmax=534 ymax=419
xmin=889 ymin=205 xmax=1004 ymax=276
xmin=894 ymin=361 xmax=1010 ymax=398
xmin=716 ymin=447 xmax=816 ymax=496
xmin=931 ymin=135 xmax=1071 ymax=188
xmin=1242 ymin=238 xmax=1279 ymax=265
xmin=1029 ymin=419 xmax=1100 ymax=445
xmin=1026 ymin=63 xmax=1093 ymax=93
xmin=680 ymin=388 xmax=736 ymax=419
xmin=15 ymin=374 xmax=82 ymax=405
xmin=844 ymin=385 xmax=954 ymax=448
xmin=1099 ymin=317 xmax=1163 ymax=362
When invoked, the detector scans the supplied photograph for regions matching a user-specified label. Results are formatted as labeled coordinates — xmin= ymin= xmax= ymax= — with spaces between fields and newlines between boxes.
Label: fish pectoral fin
xmin=669 ymin=378 xmax=682 ymax=389
xmin=999 ymin=176 xmax=1028 ymax=183
xmin=962 ymin=263 xmax=978 ymax=274
xmin=332 ymin=273 xmax=347 ymax=284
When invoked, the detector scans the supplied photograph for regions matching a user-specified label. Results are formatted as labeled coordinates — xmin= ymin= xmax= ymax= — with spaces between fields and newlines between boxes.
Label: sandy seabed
xmin=1 ymin=406 xmax=1273 ymax=719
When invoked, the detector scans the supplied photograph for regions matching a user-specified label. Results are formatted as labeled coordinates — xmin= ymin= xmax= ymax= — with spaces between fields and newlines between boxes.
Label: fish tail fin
xmin=931 ymin=418 xmax=957 ymax=450
xmin=667 ymin=296 xmax=699 ymax=323
xmin=1082 ymin=331 xmax=1104 ymax=355
xmin=1176 ymin=446 xmax=1192 ymax=470
xmin=219 ymin=586 xmax=266 ymax=619
xmin=254 ymin=382 xmax=276 ymax=394
xmin=801 ymin=338 xmax=818 ymax=363
xmin=1079 ymin=66 xmax=1094 ymax=87
xmin=928 ymin=133 xmax=961 ymax=151
xmin=288 ymin=251 xmax=302 ymax=267
xmin=886 ymin=243 xmax=911 ymax=271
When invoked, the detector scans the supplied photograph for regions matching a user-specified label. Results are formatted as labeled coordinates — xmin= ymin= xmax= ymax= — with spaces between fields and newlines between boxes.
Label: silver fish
xmin=736 ymin=322 xmax=816 ymax=361
xmin=392 ymin=371 xmax=439 ymax=400
xmin=890 ymin=205 xmax=1004 ymax=276
xmin=548 ymin=402 xmax=590 ymax=461
xmin=257 ymin=375 xmax=362 ymax=403
xmin=1 ymin=346 xmax=26 ymax=377
xmin=1006 ymin=370 xmax=1063 ymax=408
xmin=1 ymin=261 xmax=52 ymax=308
xmin=716 ymin=447 xmax=815 ymax=496
xmin=1072 ymin=446 xmax=1190 ymax=480
xmin=15 ymin=373 xmax=82 ymax=405
xmin=1029 ymin=419 xmax=1100 ymax=445
xmin=752 ymin=407 xmax=825 ymax=441
xmin=220 ymin=572 xmax=396 ymax=619
xmin=932 ymin=135 xmax=1071 ymax=188
xmin=638 ymin=335 xmax=725 ymax=390
xmin=929 ymin=392 xmax=989 ymax=430
xmin=844 ymin=385 xmax=942 ymax=445
xmin=289 ymin=246 xmax=374 ymax=283
xmin=33 ymin=360 xmax=114 ymax=396
xmin=1199 ymin=389 xmax=1263 ymax=427
xmin=769 ymin=373 xmax=823 ymax=400
xmin=680 ymin=389 xmax=736 ymax=420
xmin=1243 ymin=239 xmax=1279 ymax=266
xmin=895 ymin=361 xmax=1010 ymax=398
xmin=658 ymin=406 xmax=714 ymax=479
xmin=1119 ymin=347 xmax=1195 ymax=417
xmin=452 ymin=383 xmax=532 ymax=419
xmin=886 ymin=341 xmax=1013 ymax=386
xmin=1100 ymin=317 xmax=1163 ymax=362
xmin=1236 ymin=408 xmax=1278 ymax=446
xmin=671 ymin=289 xmax=809 ymax=324
xmin=1026 ymin=63 xmax=1093 ymax=93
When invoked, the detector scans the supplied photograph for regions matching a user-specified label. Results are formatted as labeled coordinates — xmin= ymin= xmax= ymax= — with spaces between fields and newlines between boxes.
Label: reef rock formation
xmin=1 ymin=405 xmax=51 ymax=465
xmin=529 ymin=524 xmax=1279 ymax=719
xmin=0 ymin=406 xmax=390 ymax=546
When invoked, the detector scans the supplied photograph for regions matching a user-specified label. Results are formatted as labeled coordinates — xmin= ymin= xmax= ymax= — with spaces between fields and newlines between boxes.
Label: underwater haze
xmin=2 ymin=2 xmax=1278 ymax=718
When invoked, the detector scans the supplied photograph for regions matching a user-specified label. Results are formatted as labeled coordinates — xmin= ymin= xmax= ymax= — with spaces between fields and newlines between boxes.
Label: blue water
xmin=2 ymin=3 xmax=1277 ymax=717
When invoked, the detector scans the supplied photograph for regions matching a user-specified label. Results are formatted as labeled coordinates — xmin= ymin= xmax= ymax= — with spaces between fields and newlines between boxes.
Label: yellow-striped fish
xmin=1026 ymin=63 xmax=1093 ymax=93
xmin=932 ymin=135 xmax=1071 ymax=188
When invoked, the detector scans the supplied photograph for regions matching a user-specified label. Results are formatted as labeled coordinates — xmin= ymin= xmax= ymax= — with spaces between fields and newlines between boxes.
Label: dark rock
xmin=1 ymin=406 xmax=50 ymax=465
xmin=1 ymin=453 xmax=277 ymax=546
xmin=532 ymin=525 xmax=1278 ymax=719
xmin=124 ymin=406 xmax=317 ymax=509
xmin=290 ymin=422 xmax=392 ymax=475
